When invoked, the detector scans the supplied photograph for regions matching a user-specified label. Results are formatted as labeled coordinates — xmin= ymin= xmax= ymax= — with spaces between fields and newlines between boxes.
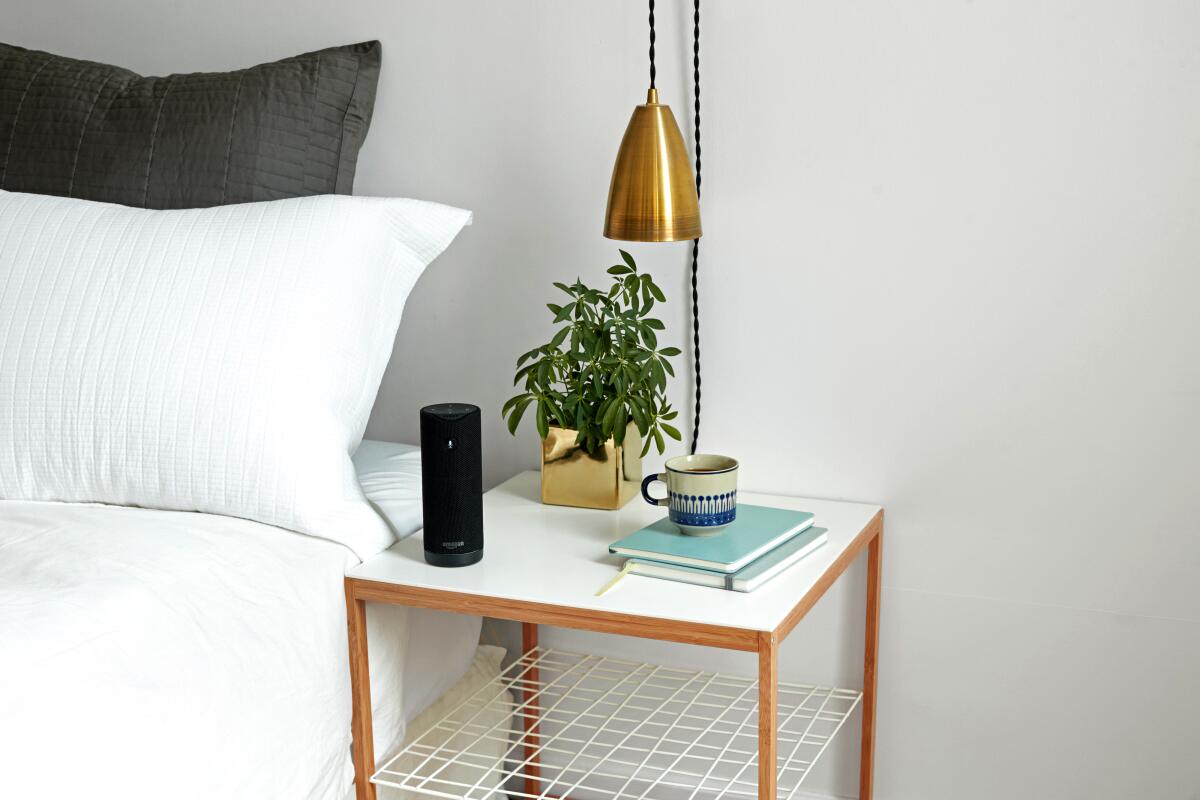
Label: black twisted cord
xmin=689 ymin=0 xmax=702 ymax=455
xmin=648 ymin=0 xmax=657 ymax=89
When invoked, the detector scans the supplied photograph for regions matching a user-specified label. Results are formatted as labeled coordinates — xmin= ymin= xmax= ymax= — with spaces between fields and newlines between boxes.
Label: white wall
xmin=7 ymin=1 xmax=1199 ymax=797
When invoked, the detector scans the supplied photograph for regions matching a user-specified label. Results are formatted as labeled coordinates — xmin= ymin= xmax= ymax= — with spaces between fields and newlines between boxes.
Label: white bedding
xmin=0 ymin=441 xmax=481 ymax=800
xmin=0 ymin=191 xmax=471 ymax=560
xmin=351 ymin=441 xmax=482 ymax=730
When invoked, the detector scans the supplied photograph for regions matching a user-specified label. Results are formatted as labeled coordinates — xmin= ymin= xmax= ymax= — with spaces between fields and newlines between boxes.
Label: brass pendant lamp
xmin=604 ymin=0 xmax=706 ymax=455
xmin=603 ymin=0 xmax=702 ymax=243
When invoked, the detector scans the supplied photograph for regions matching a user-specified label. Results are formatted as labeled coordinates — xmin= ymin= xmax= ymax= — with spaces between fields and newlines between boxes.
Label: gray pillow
xmin=0 ymin=40 xmax=380 ymax=208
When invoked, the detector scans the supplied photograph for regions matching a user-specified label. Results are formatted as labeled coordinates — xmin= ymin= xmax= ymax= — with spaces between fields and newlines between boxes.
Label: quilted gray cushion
xmin=0 ymin=40 xmax=380 ymax=208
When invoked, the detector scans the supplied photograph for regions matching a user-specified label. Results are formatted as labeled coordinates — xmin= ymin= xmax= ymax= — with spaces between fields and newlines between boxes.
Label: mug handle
xmin=640 ymin=473 xmax=670 ymax=506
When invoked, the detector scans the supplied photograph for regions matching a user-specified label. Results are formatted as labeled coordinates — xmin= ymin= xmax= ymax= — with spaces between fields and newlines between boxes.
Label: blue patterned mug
xmin=640 ymin=454 xmax=739 ymax=536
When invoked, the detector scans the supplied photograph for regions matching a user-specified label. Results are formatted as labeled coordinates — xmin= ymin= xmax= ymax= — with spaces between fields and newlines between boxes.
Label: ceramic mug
xmin=640 ymin=454 xmax=739 ymax=535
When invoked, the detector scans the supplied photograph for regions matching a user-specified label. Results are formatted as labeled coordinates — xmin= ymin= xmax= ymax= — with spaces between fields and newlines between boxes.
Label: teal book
xmin=609 ymin=505 xmax=815 ymax=573
xmin=627 ymin=527 xmax=829 ymax=592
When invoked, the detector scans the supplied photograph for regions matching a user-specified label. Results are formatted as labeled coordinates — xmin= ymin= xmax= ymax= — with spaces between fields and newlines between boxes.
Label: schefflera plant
xmin=502 ymin=250 xmax=682 ymax=457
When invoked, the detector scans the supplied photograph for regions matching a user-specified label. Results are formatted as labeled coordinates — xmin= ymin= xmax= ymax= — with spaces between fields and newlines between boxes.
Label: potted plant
xmin=502 ymin=250 xmax=682 ymax=509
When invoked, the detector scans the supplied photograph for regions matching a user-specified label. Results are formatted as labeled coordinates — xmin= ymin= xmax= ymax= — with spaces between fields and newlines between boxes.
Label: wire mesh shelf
xmin=372 ymin=647 xmax=862 ymax=800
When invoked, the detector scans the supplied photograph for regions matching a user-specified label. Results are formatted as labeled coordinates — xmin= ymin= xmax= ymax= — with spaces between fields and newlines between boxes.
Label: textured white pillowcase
xmin=0 ymin=190 xmax=470 ymax=559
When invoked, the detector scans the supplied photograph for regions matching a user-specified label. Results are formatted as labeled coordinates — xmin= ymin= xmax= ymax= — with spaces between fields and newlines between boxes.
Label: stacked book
xmin=608 ymin=505 xmax=826 ymax=593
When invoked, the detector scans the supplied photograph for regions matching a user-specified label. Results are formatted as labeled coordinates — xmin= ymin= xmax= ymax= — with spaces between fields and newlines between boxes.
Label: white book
xmin=609 ymin=506 xmax=816 ymax=573
xmin=627 ymin=527 xmax=828 ymax=592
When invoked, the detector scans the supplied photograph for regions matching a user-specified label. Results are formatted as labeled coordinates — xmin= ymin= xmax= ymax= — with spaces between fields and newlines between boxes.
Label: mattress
xmin=0 ymin=440 xmax=480 ymax=800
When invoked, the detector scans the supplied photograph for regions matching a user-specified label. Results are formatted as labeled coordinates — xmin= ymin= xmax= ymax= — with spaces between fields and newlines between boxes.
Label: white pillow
xmin=352 ymin=440 xmax=423 ymax=541
xmin=0 ymin=190 xmax=470 ymax=558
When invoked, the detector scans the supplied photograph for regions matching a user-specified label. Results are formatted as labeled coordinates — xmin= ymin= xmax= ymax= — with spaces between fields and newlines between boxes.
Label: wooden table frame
xmin=345 ymin=510 xmax=882 ymax=800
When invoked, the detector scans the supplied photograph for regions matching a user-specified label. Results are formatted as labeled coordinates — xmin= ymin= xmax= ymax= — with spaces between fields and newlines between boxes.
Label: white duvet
xmin=0 ymin=442 xmax=481 ymax=800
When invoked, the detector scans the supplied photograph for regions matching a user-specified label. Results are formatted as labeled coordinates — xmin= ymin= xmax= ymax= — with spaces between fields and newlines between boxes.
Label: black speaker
xmin=420 ymin=403 xmax=483 ymax=567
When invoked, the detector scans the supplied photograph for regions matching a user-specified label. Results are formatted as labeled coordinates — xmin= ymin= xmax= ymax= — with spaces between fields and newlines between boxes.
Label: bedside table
xmin=346 ymin=471 xmax=883 ymax=800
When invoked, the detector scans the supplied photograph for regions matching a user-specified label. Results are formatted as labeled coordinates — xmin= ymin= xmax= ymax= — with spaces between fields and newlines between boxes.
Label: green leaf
xmin=501 ymin=394 xmax=526 ymax=416
xmin=603 ymin=398 xmax=621 ymax=433
xmin=506 ymin=396 xmax=533 ymax=435
xmin=553 ymin=302 xmax=576 ymax=323
xmin=630 ymin=401 xmax=649 ymax=432
xmin=654 ymin=428 xmax=665 ymax=453
xmin=651 ymin=359 xmax=666 ymax=390
xmin=597 ymin=407 xmax=610 ymax=429
xmin=504 ymin=253 xmax=680 ymax=452
xmin=543 ymin=396 xmax=566 ymax=428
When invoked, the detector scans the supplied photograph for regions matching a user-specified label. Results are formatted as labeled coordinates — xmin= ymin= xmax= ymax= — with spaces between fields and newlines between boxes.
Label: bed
xmin=0 ymin=442 xmax=500 ymax=800
xmin=0 ymin=39 xmax=505 ymax=800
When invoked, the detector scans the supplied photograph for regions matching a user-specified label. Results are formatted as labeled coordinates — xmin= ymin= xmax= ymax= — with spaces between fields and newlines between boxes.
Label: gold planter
xmin=540 ymin=424 xmax=643 ymax=510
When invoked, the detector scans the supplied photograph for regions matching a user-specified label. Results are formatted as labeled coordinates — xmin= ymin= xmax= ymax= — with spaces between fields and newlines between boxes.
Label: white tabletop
xmin=349 ymin=471 xmax=881 ymax=634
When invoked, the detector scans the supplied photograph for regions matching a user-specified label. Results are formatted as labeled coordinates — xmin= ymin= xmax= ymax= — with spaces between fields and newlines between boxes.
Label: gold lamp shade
xmin=604 ymin=88 xmax=702 ymax=242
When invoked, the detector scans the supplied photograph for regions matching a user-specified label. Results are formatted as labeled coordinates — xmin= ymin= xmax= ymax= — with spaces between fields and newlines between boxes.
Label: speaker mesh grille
xmin=420 ymin=405 xmax=483 ymax=556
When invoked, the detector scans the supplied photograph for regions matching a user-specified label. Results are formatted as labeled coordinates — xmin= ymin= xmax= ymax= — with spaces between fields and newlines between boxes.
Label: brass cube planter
xmin=540 ymin=424 xmax=643 ymax=510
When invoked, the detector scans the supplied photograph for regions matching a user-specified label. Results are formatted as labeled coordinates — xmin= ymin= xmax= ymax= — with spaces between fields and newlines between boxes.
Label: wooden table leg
xmin=860 ymin=528 xmax=883 ymax=800
xmin=758 ymin=631 xmax=778 ymax=800
xmin=346 ymin=583 xmax=377 ymax=800
xmin=522 ymin=622 xmax=541 ymax=797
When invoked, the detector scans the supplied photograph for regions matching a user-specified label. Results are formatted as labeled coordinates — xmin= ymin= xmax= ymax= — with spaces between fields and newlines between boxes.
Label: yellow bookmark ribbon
xmin=595 ymin=562 xmax=632 ymax=597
